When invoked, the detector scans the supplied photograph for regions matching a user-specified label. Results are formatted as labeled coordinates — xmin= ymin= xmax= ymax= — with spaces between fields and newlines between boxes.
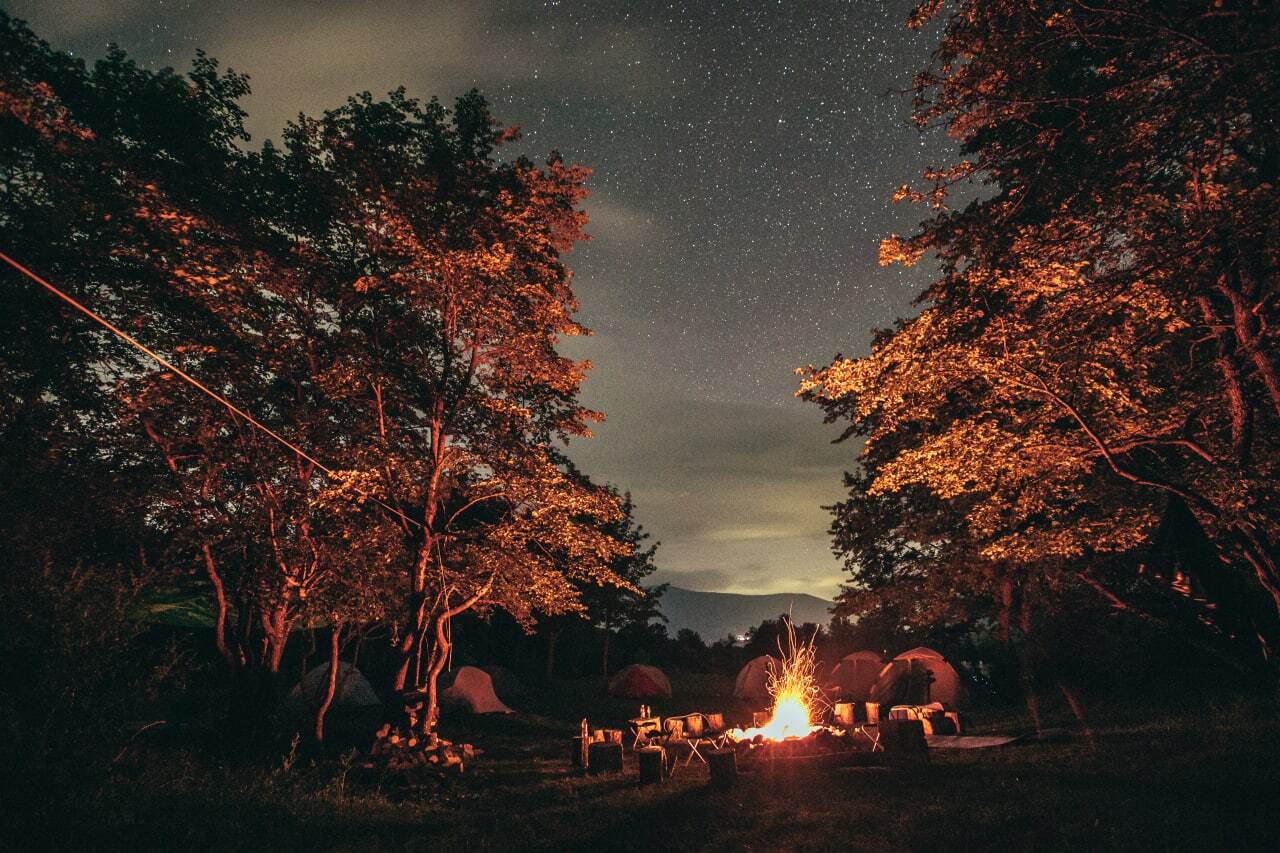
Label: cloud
xmin=583 ymin=196 xmax=662 ymax=250
xmin=566 ymin=389 xmax=855 ymax=598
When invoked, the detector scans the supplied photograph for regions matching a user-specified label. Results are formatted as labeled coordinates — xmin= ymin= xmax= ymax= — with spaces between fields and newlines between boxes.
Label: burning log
xmin=727 ymin=618 xmax=825 ymax=744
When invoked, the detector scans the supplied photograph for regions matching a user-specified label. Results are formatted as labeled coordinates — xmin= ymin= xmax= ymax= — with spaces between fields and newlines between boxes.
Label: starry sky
xmin=4 ymin=0 xmax=956 ymax=599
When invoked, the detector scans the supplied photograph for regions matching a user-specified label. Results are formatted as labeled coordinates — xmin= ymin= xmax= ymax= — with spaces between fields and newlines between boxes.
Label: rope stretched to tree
xmin=0 ymin=248 xmax=422 ymax=532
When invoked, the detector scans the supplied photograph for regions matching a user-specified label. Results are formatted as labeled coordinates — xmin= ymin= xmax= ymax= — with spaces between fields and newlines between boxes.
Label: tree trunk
xmin=423 ymin=613 xmax=451 ymax=735
xmin=601 ymin=621 xmax=612 ymax=681
xmin=201 ymin=543 xmax=234 ymax=669
xmin=416 ymin=578 xmax=495 ymax=736
xmin=1223 ymin=257 xmax=1280 ymax=418
xmin=1196 ymin=293 xmax=1252 ymax=465
xmin=1058 ymin=683 xmax=1095 ymax=752
xmin=315 ymin=625 xmax=341 ymax=742
xmin=1017 ymin=586 xmax=1042 ymax=736
xmin=264 ymin=603 xmax=290 ymax=674
xmin=545 ymin=626 xmax=563 ymax=681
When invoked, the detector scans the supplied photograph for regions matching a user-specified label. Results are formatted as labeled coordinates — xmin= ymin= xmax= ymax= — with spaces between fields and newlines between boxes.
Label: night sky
xmin=5 ymin=0 xmax=956 ymax=598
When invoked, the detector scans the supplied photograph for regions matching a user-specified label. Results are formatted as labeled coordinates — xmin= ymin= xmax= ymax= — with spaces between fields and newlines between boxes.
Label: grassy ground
xmin=15 ymin=676 xmax=1280 ymax=851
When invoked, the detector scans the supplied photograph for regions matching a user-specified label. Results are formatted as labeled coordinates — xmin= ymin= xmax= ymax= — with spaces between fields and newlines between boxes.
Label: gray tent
xmin=289 ymin=661 xmax=381 ymax=707
xmin=826 ymin=651 xmax=884 ymax=701
xmin=733 ymin=655 xmax=778 ymax=702
xmin=869 ymin=647 xmax=966 ymax=706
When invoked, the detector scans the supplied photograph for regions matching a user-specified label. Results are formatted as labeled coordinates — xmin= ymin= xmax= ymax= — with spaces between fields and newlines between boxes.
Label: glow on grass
xmin=729 ymin=618 xmax=824 ymax=742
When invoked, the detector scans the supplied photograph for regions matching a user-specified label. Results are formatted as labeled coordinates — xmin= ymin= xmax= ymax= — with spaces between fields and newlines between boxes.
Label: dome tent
xmin=826 ymin=650 xmax=884 ymax=701
xmin=870 ymin=646 xmax=965 ymax=706
xmin=607 ymin=664 xmax=672 ymax=699
xmin=441 ymin=666 xmax=514 ymax=714
xmin=289 ymin=661 xmax=381 ymax=708
xmin=733 ymin=655 xmax=778 ymax=702
xmin=481 ymin=664 xmax=525 ymax=704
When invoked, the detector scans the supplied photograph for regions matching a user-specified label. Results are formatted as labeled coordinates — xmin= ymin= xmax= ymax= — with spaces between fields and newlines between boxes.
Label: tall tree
xmin=272 ymin=90 xmax=630 ymax=733
xmin=801 ymin=1 xmax=1279 ymax=661
xmin=571 ymin=487 xmax=663 ymax=679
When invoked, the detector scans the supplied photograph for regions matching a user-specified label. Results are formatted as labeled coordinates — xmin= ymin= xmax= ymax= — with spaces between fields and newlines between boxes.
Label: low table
xmin=627 ymin=716 xmax=662 ymax=750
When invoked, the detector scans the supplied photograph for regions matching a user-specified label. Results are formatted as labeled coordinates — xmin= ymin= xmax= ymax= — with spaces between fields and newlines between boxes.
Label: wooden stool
xmin=638 ymin=746 xmax=667 ymax=784
xmin=587 ymin=741 xmax=623 ymax=775
xmin=879 ymin=718 xmax=928 ymax=762
xmin=707 ymin=748 xmax=738 ymax=788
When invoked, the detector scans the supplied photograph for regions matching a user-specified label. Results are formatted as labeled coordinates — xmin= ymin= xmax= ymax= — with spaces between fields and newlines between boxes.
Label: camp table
xmin=628 ymin=716 xmax=662 ymax=750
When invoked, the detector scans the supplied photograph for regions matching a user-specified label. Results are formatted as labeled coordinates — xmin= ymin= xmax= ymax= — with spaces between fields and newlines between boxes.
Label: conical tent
xmin=441 ymin=666 xmax=514 ymax=714
xmin=607 ymin=664 xmax=672 ymax=698
xmin=289 ymin=661 xmax=381 ymax=707
xmin=733 ymin=655 xmax=778 ymax=702
xmin=827 ymin=651 xmax=884 ymax=701
xmin=869 ymin=646 xmax=965 ymax=706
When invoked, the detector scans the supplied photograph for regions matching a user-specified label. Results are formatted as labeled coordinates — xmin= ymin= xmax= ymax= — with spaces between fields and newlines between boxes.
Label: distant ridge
xmin=656 ymin=585 xmax=832 ymax=643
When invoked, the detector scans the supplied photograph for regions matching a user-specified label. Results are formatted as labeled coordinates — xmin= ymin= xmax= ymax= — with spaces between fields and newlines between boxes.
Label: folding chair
xmin=680 ymin=713 xmax=711 ymax=766
xmin=702 ymin=712 xmax=730 ymax=748
xmin=661 ymin=716 xmax=708 ymax=768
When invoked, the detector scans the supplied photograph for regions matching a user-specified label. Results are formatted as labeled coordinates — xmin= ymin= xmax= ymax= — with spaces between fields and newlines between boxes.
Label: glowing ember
xmin=728 ymin=619 xmax=824 ymax=742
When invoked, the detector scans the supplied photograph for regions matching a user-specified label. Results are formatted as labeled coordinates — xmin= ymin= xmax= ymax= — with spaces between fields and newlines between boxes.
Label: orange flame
xmin=728 ymin=619 xmax=823 ymax=742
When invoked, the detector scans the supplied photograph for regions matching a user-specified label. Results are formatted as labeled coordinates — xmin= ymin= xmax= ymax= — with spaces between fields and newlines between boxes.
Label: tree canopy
xmin=801 ymin=0 xmax=1280 ymax=663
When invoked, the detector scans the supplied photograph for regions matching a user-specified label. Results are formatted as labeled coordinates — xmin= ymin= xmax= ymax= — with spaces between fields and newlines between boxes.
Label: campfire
xmin=728 ymin=620 xmax=825 ymax=743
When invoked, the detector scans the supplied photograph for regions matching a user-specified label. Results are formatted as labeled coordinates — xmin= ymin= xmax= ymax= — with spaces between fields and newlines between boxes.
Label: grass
xmin=13 ymin=676 xmax=1280 ymax=851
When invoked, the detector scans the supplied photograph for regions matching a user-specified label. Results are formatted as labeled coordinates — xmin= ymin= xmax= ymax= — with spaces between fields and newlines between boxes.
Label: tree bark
xmin=417 ymin=576 xmax=495 ymax=736
xmin=200 ymin=543 xmax=234 ymax=669
xmin=601 ymin=618 xmax=612 ymax=681
xmin=1222 ymin=258 xmax=1280 ymax=418
xmin=545 ymin=626 xmax=563 ymax=681
xmin=315 ymin=625 xmax=341 ymax=742
xmin=1196 ymin=293 xmax=1252 ymax=465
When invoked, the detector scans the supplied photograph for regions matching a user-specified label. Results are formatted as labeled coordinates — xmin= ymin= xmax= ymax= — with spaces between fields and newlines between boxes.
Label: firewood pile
xmin=362 ymin=721 xmax=478 ymax=783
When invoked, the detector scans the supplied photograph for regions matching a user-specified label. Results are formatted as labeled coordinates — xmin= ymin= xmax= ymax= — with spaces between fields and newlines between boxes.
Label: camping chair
xmin=661 ymin=716 xmax=707 ymax=768
xmin=702 ymin=712 xmax=730 ymax=748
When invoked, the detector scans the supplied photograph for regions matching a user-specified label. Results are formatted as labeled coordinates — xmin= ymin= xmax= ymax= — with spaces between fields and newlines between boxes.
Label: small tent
xmin=482 ymin=665 xmax=525 ymax=704
xmin=870 ymin=646 xmax=965 ymax=706
xmin=289 ymin=661 xmax=381 ymax=707
xmin=826 ymin=651 xmax=884 ymax=701
xmin=441 ymin=666 xmax=514 ymax=714
xmin=607 ymin=664 xmax=672 ymax=699
xmin=733 ymin=655 xmax=778 ymax=702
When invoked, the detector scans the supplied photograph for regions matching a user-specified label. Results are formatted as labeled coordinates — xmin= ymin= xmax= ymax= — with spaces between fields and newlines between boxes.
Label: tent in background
xmin=826 ymin=650 xmax=884 ymax=701
xmin=289 ymin=661 xmax=381 ymax=708
xmin=441 ymin=666 xmax=514 ymax=714
xmin=482 ymin=665 xmax=525 ymax=705
xmin=733 ymin=655 xmax=778 ymax=703
xmin=870 ymin=646 xmax=965 ymax=706
xmin=607 ymin=664 xmax=672 ymax=699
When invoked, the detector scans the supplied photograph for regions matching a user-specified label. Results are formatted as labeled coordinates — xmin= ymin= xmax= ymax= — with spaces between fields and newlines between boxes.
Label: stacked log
xmin=363 ymin=722 xmax=478 ymax=784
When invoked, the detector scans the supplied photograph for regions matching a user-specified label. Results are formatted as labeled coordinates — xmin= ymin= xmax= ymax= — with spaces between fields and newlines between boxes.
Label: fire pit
xmin=722 ymin=620 xmax=875 ymax=772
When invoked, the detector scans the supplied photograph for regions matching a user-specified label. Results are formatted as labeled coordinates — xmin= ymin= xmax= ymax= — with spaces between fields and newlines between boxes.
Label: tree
xmin=801 ymin=1 xmax=1280 ymax=663
xmin=579 ymin=488 xmax=664 ymax=678
xmin=271 ymin=90 xmax=631 ymax=733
